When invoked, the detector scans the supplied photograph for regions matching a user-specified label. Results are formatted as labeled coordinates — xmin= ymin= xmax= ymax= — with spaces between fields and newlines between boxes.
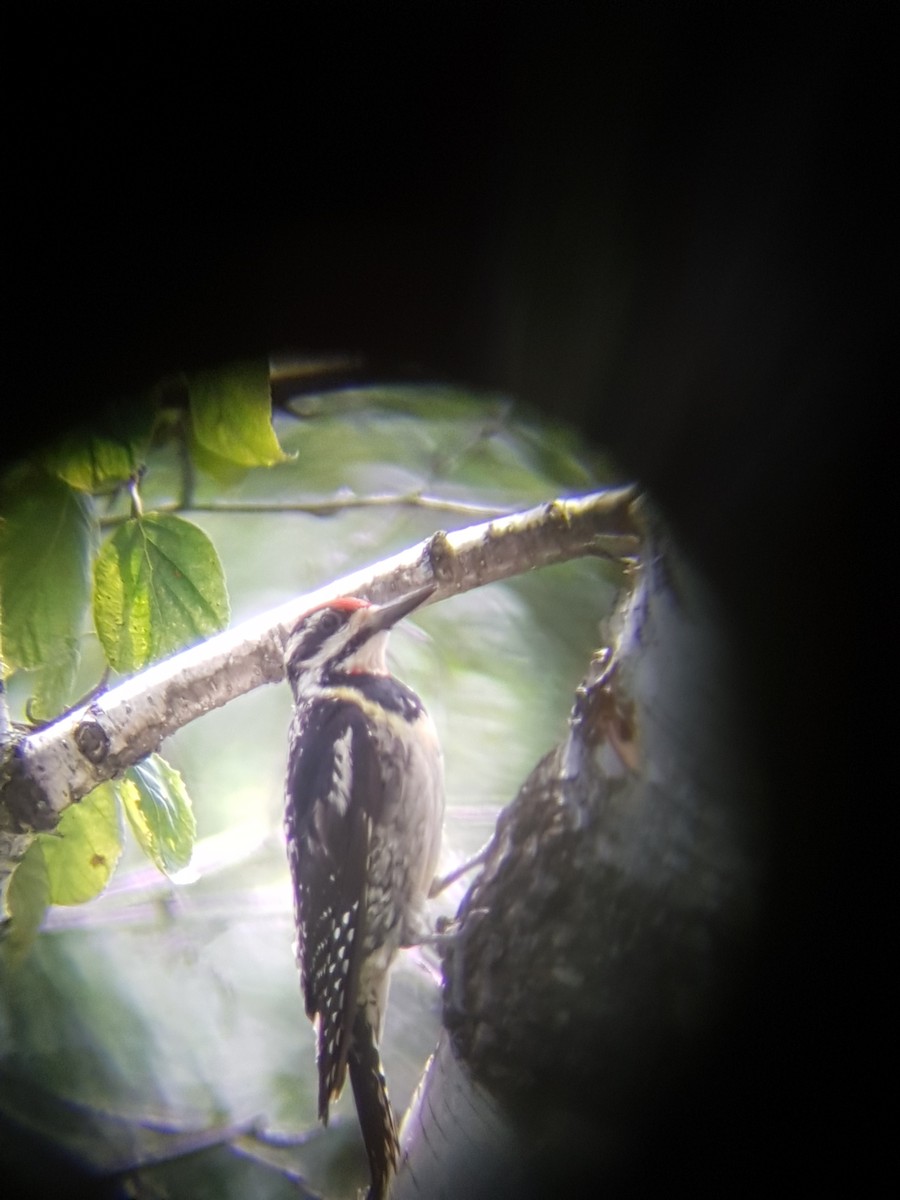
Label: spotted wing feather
xmin=285 ymin=697 xmax=384 ymax=1120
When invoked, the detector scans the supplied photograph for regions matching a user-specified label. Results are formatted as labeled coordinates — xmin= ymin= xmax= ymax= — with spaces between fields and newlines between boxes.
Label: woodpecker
xmin=283 ymin=587 xmax=444 ymax=1200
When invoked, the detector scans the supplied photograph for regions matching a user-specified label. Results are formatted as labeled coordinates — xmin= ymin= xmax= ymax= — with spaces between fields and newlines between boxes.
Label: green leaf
xmin=42 ymin=398 xmax=157 ymax=491
xmin=38 ymin=783 xmax=122 ymax=905
xmin=4 ymin=840 xmax=51 ymax=961
xmin=119 ymin=754 xmax=196 ymax=874
xmin=93 ymin=512 xmax=230 ymax=672
xmin=29 ymin=647 xmax=81 ymax=723
xmin=44 ymin=433 xmax=137 ymax=492
xmin=186 ymin=428 xmax=252 ymax=487
xmin=188 ymin=360 xmax=290 ymax=467
xmin=0 ymin=468 xmax=96 ymax=717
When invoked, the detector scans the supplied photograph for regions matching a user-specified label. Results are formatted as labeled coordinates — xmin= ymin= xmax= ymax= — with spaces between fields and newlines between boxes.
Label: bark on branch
xmin=0 ymin=487 xmax=637 ymax=891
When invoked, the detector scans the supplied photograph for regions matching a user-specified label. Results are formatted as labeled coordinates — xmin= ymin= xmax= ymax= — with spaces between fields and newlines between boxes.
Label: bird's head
xmin=284 ymin=586 xmax=433 ymax=696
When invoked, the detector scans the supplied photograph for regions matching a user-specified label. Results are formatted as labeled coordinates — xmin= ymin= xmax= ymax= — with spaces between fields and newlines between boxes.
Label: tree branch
xmin=0 ymin=487 xmax=637 ymax=870
xmin=97 ymin=490 xmax=517 ymax=529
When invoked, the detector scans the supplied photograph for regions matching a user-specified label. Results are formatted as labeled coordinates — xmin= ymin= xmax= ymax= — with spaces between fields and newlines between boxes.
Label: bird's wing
xmin=285 ymin=697 xmax=383 ymax=1118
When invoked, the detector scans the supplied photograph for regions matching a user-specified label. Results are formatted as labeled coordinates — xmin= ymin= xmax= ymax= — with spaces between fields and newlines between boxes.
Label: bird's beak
xmin=365 ymin=586 xmax=435 ymax=633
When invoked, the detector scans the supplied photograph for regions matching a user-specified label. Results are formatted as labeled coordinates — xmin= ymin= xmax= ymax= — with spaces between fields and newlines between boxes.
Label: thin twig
xmin=98 ymin=492 xmax=517 ymax=529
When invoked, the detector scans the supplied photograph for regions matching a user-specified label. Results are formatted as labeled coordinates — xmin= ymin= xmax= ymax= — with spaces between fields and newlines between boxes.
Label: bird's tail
xmin=348 ymin=1007 xmax=400 ymax=1200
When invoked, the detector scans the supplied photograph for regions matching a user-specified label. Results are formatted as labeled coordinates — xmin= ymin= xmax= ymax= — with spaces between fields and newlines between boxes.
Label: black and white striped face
xmin=284 ymin=599 xmax=374 ymax=695
xmin=284 ymin=588 xmax=434 ymax=697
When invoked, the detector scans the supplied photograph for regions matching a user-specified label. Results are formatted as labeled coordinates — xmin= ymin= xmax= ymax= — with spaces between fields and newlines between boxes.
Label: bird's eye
xmin=319 ymin=610 xmax=341 ymax=635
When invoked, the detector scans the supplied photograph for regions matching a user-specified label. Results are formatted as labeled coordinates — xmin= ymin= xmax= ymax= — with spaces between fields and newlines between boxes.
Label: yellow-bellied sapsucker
xmin=283 ymin=587 xmax=444 ymax=1200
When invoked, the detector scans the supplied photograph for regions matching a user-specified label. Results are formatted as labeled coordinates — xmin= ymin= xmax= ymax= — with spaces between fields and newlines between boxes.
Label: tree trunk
xmin=394 ymin=511 xmax=763 ymax=1197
